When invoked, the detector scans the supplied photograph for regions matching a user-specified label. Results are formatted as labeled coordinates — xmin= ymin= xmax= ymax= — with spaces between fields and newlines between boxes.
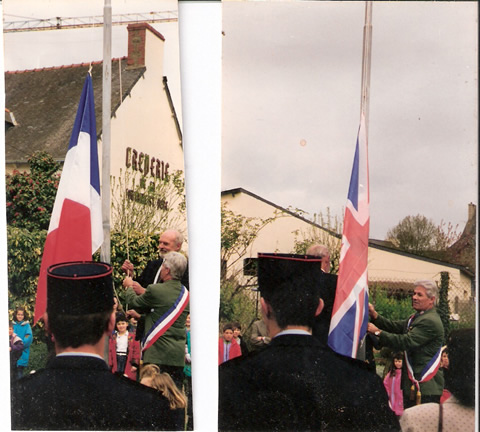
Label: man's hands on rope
xmin=121 ymin=260 xmax=134 ymax=277
xmin=123 ymin=276 xmax=146 ymax=296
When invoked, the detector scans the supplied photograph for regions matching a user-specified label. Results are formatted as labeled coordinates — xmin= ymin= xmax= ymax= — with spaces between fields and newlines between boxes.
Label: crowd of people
xmin=218 ymin=245 xmax=475 ymax=432
xmin=10 ymin=229 xmax=193 ymax=431
xmin=9 ymin=235 xmax=475 ymax=431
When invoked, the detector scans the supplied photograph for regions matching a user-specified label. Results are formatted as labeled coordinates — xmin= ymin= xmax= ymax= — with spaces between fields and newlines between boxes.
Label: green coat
xmin=374 ymin=307 xmax=444 ymax=397
xmin=125 ymin=279 xmax=189 ymax=367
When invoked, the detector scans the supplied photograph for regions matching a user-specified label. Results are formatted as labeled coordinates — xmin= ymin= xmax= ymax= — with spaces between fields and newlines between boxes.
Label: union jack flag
xmin=328 ymin=113 xmax=369 ymax=358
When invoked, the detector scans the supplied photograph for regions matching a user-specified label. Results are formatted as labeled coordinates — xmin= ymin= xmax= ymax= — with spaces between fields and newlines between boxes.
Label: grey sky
xmin=221 ymin=0 xmax=478 ymax=240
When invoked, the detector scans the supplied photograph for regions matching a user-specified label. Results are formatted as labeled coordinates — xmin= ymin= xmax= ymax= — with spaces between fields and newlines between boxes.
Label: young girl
xmin=383 ymin=352 xmax=404 ymax=416
xmin=12 ymin=307 xmax=32 ymax=380
xmin=108 ymin=313 xmax=140 ymax=381
xmin=139 ymin=364 xmax=161 ymax=387
xmin=9 ymin=321 xmax=24 ymax=381
xmin=151 ymin=373 xmax=187 ymax=431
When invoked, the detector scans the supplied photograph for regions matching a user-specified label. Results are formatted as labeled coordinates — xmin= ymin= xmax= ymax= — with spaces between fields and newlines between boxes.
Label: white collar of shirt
xmin=56 ymin=352 xmax=105 ymax=361
xmin=274 ymin=329 xmax=311 ymax=338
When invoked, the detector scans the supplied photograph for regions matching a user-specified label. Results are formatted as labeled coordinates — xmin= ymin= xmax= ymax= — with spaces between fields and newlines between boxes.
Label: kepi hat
xmin=47 ymin=261 xmax=114 ymax=316
xmin=257 ymin=253 xmax=323 ymax=297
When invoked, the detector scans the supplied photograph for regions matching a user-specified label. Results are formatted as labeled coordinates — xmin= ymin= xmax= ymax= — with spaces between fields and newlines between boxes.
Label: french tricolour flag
xmin=34 ymin=74 xmax=103 ymax=324
xmin=328 ymin=113 xmax=369 ymax=358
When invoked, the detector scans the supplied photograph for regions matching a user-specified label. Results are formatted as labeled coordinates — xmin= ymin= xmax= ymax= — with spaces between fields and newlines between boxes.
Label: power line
xmin=3 ymin=11 xmax=178 ymax=33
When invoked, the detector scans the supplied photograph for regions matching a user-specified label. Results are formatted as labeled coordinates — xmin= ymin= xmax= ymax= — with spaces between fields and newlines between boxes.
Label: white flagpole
xmin=101 ymin=0 xmax=112 ymax=263
xmin=356 ymin=1 xmax=373 ymax=361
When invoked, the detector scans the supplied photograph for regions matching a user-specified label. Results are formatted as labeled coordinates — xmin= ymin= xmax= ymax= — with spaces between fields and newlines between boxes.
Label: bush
xmin=7 ymin=226 xmax=46 ymax=305
xmin=369 ymin=287 xmax=413 ymax=321
xmin=5 ymin=151 xmax=60 ymax=231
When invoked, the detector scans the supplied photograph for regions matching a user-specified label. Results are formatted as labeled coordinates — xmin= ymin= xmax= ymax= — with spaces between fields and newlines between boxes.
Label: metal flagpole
xmin=356 ymin=1 xmax=373 ymax=361
xmin=101 ymin=0 xmax=112 ymax=264
xmin=360 ymin=1 xmax=373 ymax=135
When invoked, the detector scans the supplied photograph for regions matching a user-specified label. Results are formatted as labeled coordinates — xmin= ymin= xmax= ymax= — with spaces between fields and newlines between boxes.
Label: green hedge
xmin=369 ymin=288 xmax=413 ymax=320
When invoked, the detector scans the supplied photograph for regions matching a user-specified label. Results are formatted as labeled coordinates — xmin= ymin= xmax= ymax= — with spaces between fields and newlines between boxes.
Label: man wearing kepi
xmin=10 ymin=261 xmax=174 ymax=431
xmin=367 ymin=280 xmax=444 ymax=407
xmin=219 ymin=253 xmax=399 ymax=431
xmin=124 ymin=251 xmax=189 ymax=388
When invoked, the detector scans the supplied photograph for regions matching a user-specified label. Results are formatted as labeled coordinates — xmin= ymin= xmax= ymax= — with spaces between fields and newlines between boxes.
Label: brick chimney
xmin=127 ymin=23 xmax=165 ymax=69
xmin=468 ymin=202 xmax=476 ymax=222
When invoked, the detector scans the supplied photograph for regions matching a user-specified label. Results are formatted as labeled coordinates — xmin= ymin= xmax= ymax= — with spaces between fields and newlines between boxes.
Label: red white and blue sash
xmin=141 ymin=285 xmax=189 ymax=353
xmin=404 ymin=313 xmax=442 ymax=403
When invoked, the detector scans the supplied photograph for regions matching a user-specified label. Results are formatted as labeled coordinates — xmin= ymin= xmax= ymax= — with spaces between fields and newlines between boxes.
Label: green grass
xmin=25 ymin=341 xmax=49 ymax=374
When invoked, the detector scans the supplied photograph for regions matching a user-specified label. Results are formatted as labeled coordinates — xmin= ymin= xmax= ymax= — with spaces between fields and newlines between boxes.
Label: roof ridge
xmin=5 ymin=56 xmax=127 ymax=75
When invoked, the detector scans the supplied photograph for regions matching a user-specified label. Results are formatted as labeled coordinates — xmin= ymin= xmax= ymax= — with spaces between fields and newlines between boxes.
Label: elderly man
xmin=124 ymin=251 xmax=189 ymax=388
xmin=306 ymin=244 xmax=338 ymax=346
xmin=219 ymin=253 xmax=399 ymax=431
xmin=11 ymin=261 xmax=174 ymax=430
xmin=122 ymin=229 xmax=189 ymax=289
xmin=367 ymin=280 xmax=444 ymax=407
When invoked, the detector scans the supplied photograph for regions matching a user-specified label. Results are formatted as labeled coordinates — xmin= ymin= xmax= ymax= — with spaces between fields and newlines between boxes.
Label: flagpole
xmin=360 ymin=1 xmax=373 ymax=134
xmin=101 ymin=0 xmax=112 ymax=263
xmin=356 ymin=1 xmax=372 ymax=360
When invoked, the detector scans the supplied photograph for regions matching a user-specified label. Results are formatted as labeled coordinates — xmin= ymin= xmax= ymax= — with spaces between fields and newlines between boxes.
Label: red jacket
xmin=218 ymin=338 xmax=241 ymax=365
xmin=108 ymin=331 xmax=140 ymax=381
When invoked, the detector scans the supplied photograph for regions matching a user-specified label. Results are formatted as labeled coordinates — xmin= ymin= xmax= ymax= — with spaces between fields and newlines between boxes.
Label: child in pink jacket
xmin=383 ymin=352 xmax=404 ymax=416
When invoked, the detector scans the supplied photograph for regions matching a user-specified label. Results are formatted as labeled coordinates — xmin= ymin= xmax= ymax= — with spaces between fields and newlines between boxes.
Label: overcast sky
xmin=222 ymin=0 xmax=478 ymax=240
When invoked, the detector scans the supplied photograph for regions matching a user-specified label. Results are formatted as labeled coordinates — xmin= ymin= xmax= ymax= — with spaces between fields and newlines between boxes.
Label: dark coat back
xmin=312 ymin=272 xmax=337 ymax=346
xmin=11 ymin=355 xmax=175 ymax=430
xmin=219 ymin=334 xmax=400 ymax=432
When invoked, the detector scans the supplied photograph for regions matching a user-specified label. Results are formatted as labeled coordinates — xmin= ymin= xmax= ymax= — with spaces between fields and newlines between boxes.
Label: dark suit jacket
xmin=312 ymin=272 xmax=337 ymax=346
xmin=219 ymin=334 xmax=400 ymax=432
xmin=11 ymin=355 xmax=175 ymax=430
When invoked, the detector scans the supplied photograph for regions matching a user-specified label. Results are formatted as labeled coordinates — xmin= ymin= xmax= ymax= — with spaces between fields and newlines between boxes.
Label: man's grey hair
xmin=163 ymin=251 xmax=187 ymax=280
xmin=163 ymin=229 xmax=184 ymax=247
xmin=306 ymin=244 xmax=329 ymax=258
xmin=414 ymin=279 xmax=439 ymax=305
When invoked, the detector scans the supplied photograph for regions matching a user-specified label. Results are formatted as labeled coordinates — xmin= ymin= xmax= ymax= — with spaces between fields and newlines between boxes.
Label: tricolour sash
xmin=404 ymin=314 xmax=442 ymax=404
xmin=141 ymin=285 xmax=189 ymax=353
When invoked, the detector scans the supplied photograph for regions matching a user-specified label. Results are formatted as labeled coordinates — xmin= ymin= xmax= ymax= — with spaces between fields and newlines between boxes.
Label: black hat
xmin=257 ymin=253 xmax=323 ymax=296
xmin=47 ymin=261 xmax=114 ymax=316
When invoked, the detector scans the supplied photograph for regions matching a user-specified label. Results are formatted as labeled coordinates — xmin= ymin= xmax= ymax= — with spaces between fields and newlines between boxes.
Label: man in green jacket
xmin=367 ymin=280 xmax=444 ymax=407
xmin=124 ymin=251 xmax=189 ymax=388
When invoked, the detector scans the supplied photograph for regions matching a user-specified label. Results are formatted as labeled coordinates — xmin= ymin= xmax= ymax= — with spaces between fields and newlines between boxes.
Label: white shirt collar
xmin=274 ymin=329 xmax=311 ymax=338
xmin=56 ymin=352 xmax=105 ymax=361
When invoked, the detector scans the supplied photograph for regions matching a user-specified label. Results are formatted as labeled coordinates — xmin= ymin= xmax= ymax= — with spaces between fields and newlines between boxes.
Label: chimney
xmin=468 ymin=202 xmax=476 ymax=222
xmin=127 ymin=23 xmax=165 ymax=69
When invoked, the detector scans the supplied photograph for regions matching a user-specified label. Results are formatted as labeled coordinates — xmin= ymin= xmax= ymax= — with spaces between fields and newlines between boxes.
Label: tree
xmin=110 ymin=168 xmax=186 ymax=234
xmin=385 ymin=214 xmax=459 ymax=256
xmin=438 ymin=272 xmax=451 ymax=341
xmin=5 ymin=151 xmax=60 ymax=230
xmin=220 ymin=202 xmax=280 ymax=326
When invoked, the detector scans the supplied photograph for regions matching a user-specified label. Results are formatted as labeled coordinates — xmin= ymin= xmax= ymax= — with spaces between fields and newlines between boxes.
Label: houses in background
xmin=221 ymin=187 xmax=476 ymax=322
xmin=5 ymin=23 xmax=187 ymax=236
